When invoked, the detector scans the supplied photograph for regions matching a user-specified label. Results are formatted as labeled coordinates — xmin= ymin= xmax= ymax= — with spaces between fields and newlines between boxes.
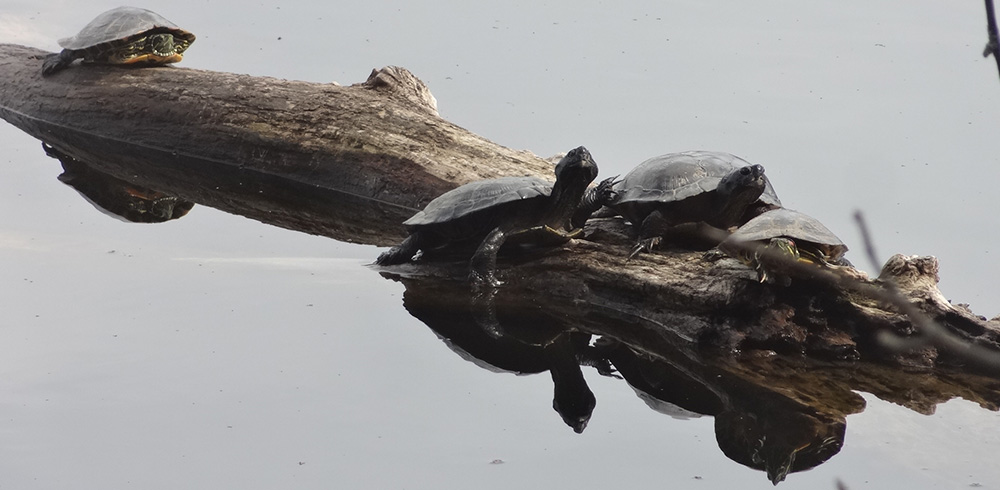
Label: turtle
xmin=606 ymin=151 xmax=782 ymax=258
xmin=718 ymin=208 xmax=850 ymax=283
xmin=375 ymin=146 xmax=604 ymax=286
xmin=42 ymin=7 xmax=196 ymax=76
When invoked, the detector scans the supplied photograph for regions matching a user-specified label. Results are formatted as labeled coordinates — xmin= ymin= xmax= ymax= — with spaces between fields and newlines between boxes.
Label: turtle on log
xmin=606 ymin=151 xmax=781 ymax=258
xmin=42 ymin=7 xmax=195 ymax=76
xmin=718 ymin=208 xmax=850 ymax=284
xmin=375 ymin=146 xmax=607 ymax=286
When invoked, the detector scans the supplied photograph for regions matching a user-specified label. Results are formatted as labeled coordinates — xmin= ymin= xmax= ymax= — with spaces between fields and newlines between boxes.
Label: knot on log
xmin=363 ymin=66 xmax=439 ymax=116
xmin=877 ymin=254 xmax=940 ymax=290
xmin=878 ymin=254 xmax=957 ymax=317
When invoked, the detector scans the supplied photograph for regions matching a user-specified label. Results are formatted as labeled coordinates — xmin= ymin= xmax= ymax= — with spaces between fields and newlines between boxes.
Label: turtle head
xmin=554 ymin=146 xmax=599 ymax=185
xmin=548 ymin=146 xmax=599 ymax=229
xmin=115 ymin=33 xmax=185 ymax=65
xmin=766 ymin=237 xmax=799 ymax=259
xmin=753 ymin=237 xmax=799 ymax=283
xmin=714 ymin=164 xmax=767 ymax=227
xmin=718 ymin=164 xmax=766 ymax=197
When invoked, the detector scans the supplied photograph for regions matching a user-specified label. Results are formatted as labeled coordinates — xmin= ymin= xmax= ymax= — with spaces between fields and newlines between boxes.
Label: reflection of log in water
xmin=386 ymin=270 xmax=1000 ymax=484
xmin=11 ymin=99 xmax=416 ymax=245
xmin=1 ymin=42 xmax=999 ymax=369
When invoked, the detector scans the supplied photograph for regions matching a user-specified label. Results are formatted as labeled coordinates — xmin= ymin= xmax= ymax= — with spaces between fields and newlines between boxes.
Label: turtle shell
xmin=58 ymin=7 xmax=194 ymax=50
xmin=404 ymin=176 xmax=550 ymax=227
xmin=722 ymin=208 xmax=848 ymax=262
xmin=614 ymin=151 xmax=781 ymax=207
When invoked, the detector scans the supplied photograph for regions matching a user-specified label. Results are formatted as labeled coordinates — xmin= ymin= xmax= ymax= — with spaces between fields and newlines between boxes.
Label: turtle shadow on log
xmin=381 ymin=268 xmax=1000 ymax=485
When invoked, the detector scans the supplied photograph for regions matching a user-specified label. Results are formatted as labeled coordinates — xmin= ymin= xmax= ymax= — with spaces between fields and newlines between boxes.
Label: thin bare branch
xmin=853 ymin=211 xmax=880 ymax=272
xmin=985 ymin=0 xmax=1000 ymax=81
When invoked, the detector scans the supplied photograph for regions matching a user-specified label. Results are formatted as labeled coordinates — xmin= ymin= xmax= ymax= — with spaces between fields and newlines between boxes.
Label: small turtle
xmin=42 ymin=7 xmax=195 ymax=76
xmin=375 ymin=146 xmax=603 ymax=286
xmin=607 ymin=151 xmax=781 ymax=258
xmin=718 ymin=208 xmax=849 ymax=283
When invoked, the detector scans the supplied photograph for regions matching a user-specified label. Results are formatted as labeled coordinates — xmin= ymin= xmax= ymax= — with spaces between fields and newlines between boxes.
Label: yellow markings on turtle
xmin=121 ymin=52 xmax=183 ymax=65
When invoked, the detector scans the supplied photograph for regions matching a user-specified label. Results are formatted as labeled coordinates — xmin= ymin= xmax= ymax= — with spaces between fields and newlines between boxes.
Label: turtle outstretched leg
xmin=41 ymin=50 xmax=79 ymax=76
xmin=375 ymin=233 xmax=422 ymax=265
xmin=470 ymin=226 xmax=508 ymax=288
xmin=571 ymin=176 xmax=619 ymax=229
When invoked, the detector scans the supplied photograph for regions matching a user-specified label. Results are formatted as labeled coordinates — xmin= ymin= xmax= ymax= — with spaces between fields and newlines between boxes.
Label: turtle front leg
xmin=41 ymin=50 xmax=79 ymax=76
xmin=571 ymin=176 xmax=619 ymax=229
xmin=470 ymin=226 xmax=507 ymax=288
xmin=375 ymin=233 xmax=422 ymax=265
xmin=628 ymin=210 xmax=671 ymax=260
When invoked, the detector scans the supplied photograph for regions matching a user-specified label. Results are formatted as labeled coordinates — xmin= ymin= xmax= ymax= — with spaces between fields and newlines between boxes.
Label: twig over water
xmin=985 ymin=0 xmax=1000 ymax=81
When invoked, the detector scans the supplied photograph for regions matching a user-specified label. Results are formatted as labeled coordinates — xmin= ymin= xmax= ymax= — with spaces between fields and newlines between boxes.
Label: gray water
xmin=2 ymin=1 xmax=1000 ymax=488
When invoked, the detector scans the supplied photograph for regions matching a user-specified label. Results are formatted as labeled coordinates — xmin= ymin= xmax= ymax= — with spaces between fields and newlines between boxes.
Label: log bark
xmin=2 ymin=43 xmax=999 ymax=376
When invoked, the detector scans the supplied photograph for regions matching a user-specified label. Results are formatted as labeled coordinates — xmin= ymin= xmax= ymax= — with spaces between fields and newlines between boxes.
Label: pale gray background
xmin=1 ymin=1 xmax=999 ymax=488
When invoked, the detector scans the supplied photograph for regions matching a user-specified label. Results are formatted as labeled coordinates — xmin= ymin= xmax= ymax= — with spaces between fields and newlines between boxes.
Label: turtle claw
xmin=374 ymin=246 xmax=410 ymax=266
xmin=596 ymin=175 xmax=621 ymax=203
xmin=702 ymin=248 xmax=727 ymax=262
xmin=627 ymin=237 xmax=660 ymax=261
xmin=756 ymin=266 xmax=769 ymax=283
xmin=374 ymin=234 xmax=420 ymax=266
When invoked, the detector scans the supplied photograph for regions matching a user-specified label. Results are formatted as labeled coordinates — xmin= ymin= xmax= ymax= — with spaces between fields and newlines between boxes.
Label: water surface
xmin=2 ymin=1 xmax=999 ymax=488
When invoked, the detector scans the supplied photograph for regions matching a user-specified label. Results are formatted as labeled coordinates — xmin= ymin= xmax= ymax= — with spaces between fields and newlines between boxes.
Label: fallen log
xmin=0 ymin=43 xmax=552 ymax=245
xmin=1 ymin=43 xmax=998 ymax=374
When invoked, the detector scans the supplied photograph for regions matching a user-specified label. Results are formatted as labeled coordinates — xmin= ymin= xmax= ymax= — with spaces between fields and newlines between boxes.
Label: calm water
xmin=2 ymin=1 xmax=1000 ymax=488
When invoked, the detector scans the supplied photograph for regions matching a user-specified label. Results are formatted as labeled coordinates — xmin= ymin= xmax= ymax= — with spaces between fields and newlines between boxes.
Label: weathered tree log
xmin=0 ymin=44 xmax=551 ymax=245
xmin=2 ymin=43 xmax=999 ymax=374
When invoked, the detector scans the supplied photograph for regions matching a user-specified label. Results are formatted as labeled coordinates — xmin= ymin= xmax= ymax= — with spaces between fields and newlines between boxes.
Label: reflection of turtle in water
xmin=594 ymin=338 xmax=847 ymax=485
xmin=42 ymin=7 xmax=196 ymax=76
xmin=715 ymin=401 xmax=845 ymax=484
xmin=605 ymin=151 xmax=781 ymax=258
xmin=376 ymin=147 xmax=606 ymax=286
xmin=44 ymin=143 xmax=194 ymax=223
xmin=394 ymin=273 xmax=614 ymax=433
xmin=470 ymin=289 xmax=614 ymax=433
xmin=718 ymin=208 xmax=849 ymax=283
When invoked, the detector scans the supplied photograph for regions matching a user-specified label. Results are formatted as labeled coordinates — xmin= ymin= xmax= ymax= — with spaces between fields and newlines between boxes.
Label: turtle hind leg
xmin=374 ymin=233 xmax=422 ymax=265
xmin=470 ymin=227 xmax=507 ymax=288
xmin=41 ymin=50 xmax=77 ymax=76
